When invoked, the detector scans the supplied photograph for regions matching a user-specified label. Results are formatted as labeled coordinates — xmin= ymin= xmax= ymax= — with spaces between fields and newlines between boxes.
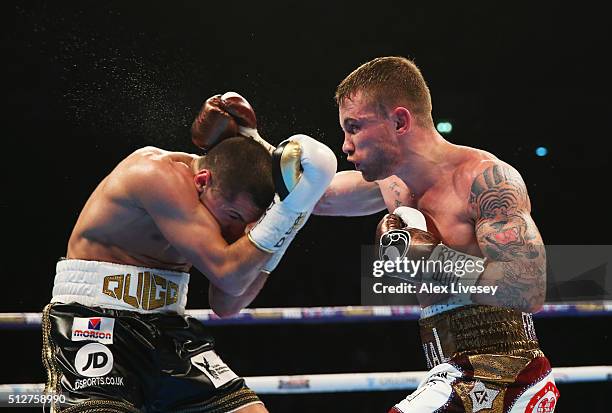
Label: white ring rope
xmin=1 ymin=302 xmax=610 ymax=329
xmin=0 ymin=366 xmax=609 ymax=397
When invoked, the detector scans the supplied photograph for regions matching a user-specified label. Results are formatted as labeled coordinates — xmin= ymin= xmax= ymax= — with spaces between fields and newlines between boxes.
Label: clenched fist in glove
xmin=375 ymin=207 xmax=486 ymax=308
xmin=191 ymin=92 xmax=274 ymax=153
xmin=250 ymin=134 xmax=337 ymax=273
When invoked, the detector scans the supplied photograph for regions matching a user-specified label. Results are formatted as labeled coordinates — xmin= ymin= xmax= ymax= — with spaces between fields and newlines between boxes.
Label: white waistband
xmin=420 ymin=292 xmax=476 ymax=319
xmin=52 ymin=259 xmax=189 ymax=314
xmin=421 ymin=304 xmax=465 ymax=319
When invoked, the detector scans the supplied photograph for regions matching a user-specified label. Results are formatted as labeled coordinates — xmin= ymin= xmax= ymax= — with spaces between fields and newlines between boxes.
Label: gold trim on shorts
xmin=419 ymin=305 xmax=542 ymax=356
xmin=175 ymin=387 xmax=262 ymax=413
xmin=419 ymin=305 xmax=544 ymax=374
xmin=42 ymin=304 xmax=61 ymax=410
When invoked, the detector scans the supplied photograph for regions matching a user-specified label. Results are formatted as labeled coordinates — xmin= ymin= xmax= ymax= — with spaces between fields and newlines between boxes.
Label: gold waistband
xmin=419 ymin=305 xmax=543 ymax=368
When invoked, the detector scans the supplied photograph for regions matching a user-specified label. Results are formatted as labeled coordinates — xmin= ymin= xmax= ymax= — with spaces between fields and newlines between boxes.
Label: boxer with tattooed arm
xmin=314 ymin=56 xmax=558 ymax=413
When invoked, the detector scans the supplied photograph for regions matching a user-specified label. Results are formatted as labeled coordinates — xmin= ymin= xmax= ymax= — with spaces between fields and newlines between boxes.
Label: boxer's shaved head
xmin=335 ymin=56 xmax=433 ymax=128
xmin=197 ymin=137 xmax=274 ymax=210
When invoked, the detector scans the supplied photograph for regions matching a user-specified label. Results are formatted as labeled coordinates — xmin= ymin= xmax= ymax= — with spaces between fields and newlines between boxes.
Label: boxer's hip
xmin=418 ymin=305 xmax=543 ymax=374
xmin=42 ymin=301 xmax=261 ymax=412
xmin=390 ymin=305 xmax=558 ymax=412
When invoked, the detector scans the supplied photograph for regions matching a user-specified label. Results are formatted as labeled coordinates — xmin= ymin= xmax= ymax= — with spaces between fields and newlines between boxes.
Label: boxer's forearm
xmin=198 ymin=236 xmax=271 ymax=297
xmin=208 ymin=272 xmax=269 ymax=318
xmin=473 ymin=256 xmax=546 ymax=313
xmin=313 ymin=171 xmax=385 ymax=216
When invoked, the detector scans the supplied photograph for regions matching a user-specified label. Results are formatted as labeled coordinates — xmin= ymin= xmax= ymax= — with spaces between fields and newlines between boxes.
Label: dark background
xmin=2 ymin=1 xmax=611 ymax=411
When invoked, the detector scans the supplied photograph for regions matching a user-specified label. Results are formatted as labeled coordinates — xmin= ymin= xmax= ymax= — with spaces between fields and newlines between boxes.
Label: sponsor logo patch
xmin=73 ymin=376 xmax=124 ymax=390
xmin=526 ymin=381 xmax=559 ymax=413
xmin=191 ymin=350 xmax=238 ymax=388
xmin=469 ymin=380 xmax=500 ymax=412
xmin=379 ymin=229 xmax=411 ymax=261
xmin=75 ymin=343 xmax=114 ymax=377
xmin=72 ymin=317 xmax=115 ymax=344
xmin=278 ymin=378 xmax=310 ymax=390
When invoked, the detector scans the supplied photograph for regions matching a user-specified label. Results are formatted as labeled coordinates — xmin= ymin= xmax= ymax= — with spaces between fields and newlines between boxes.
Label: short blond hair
xmin=335 ymin=56 xmax=433 ymax=127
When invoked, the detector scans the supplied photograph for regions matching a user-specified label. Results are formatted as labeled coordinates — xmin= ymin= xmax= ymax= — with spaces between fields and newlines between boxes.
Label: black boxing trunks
xmin=390 ymin=305 xmax=559 ymax=413
xmin=42 ymin=259 xmax=262 ymax=413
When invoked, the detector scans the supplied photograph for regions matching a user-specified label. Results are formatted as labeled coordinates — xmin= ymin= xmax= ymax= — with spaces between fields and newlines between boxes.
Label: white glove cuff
xmin=423 ymin=244 xmax=486 ymax=288
xmin=248 ymin=200 xmax=308 ymax=253
xmin=262 ymin=209 xmax=312 ymax=273
xmin=393 ymin=206 xmax=427 ymax=231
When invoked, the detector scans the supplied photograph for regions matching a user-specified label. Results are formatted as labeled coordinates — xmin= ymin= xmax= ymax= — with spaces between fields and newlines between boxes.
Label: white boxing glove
xmin=248 ymin=134 xmax=337 ymax=254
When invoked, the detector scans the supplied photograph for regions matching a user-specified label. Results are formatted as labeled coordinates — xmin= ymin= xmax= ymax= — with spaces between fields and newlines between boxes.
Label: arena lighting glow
xmin=436 ymin=121 xmax=453 ymax=134
xmin=535 ymin=146 xmax=548 ymax=157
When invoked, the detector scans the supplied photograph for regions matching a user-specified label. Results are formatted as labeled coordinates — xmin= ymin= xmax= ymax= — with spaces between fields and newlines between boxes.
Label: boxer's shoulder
xmin=108 ymin=147 xmax=194 ymax=204
xmin=120 ymin=147 xmax=194 ymax=175
xmin=462 ymin=154 xmax=531 ymax=219
xmin=452 ymin=145 xmax=497 ymax=173
xmin=468 ymin=159 xmax=526 ymax=191
xmin=451 ymin=146 xmax=524 ymax=193
xmin=127 ymin=146 xmax=197 ymax=164
xmin=131 ymin=145 xmax=167 ymax=156
xmin=115 ymin=146 xmax=172 ymax=174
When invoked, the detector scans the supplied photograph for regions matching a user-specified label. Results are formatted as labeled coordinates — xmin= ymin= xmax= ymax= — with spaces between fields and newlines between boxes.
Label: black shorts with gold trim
xmin=42 ymin=302 xmax=262 ymax=413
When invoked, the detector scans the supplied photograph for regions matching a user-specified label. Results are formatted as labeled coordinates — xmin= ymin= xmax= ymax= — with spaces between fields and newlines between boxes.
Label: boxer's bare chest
xmin=378 ymin=175 xmax=482 ymax=257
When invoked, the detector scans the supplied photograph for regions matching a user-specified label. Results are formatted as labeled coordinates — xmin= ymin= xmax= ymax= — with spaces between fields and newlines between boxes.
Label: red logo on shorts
xmin=88 ymin=318 xmax=101 ymax=330
xmin=525 ymin=382 xmax=559 ymax=413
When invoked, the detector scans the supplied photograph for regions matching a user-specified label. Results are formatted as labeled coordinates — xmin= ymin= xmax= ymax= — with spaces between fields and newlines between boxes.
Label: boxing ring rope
xmin=0 ymin=367 xmax=610 ymax=396
xmin=1 ymin=302 xmax=611 ymax=329
xmin=0 ymin=302 xmax=610 ymax=399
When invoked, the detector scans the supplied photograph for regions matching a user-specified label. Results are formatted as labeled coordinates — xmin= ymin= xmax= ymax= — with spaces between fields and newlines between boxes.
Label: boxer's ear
xmin=194 ymin=169 xmax=212 ymax=193
xmin=391 ymin=107 xmax=412 ymax=134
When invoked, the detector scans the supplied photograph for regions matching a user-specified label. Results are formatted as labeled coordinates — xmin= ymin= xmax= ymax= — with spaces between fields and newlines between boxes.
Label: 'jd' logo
xmin=75 ymin=343 xmax=113 ymax=377
xmin=84 ymin=351 xmax=108 ymax=370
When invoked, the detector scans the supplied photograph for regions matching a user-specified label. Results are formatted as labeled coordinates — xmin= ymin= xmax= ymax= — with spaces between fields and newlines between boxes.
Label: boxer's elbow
xmin=522 ymin=299 xmax=544 ymax=314
xmin=210 ymin=302 xmax=241 ymax=318
xmin=528 ymin=302 xmax=544 ymax=314
xmin=499 ymin=296 xmax=543 ymax=314
xmin=478 ymin=262 xmax=546 ymax=313
xmin=215 ymin=308 xmax=240 ymax=319
xmin=209 ymin=288 xmax=242 ymax=318
xmin=527 ymin=274 xmax=546 ymax=313
xmin=512 ymin=275 xmax=546 ymax=314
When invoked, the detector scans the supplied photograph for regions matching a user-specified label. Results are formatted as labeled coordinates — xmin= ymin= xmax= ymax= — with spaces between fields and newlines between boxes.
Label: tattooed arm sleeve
xmin=469 ymin=162 xmax=546 ymax=313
